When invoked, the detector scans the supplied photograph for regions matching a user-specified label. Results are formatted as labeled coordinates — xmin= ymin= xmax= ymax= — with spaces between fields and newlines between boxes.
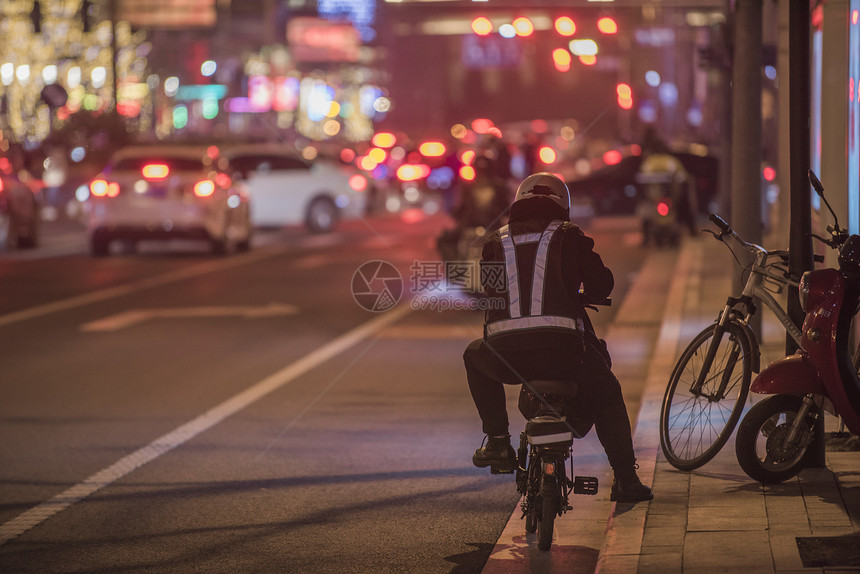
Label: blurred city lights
xmin=349 ymin=174 xmax=368 ymax=191
xmin=617 ymin=82 xmax=634 ymax=110
xmin=450 ymin=123 xmax=468 ymax=139
xmin=471 ymin=17 xmax=493 ymax=36
xmin=419 ymin=141 xmax=446 ymax=157
xmin=459 ymin=165 xmax=476 ymax=181
xmin=201 ymin=60 xmax=217 ymax=77
xmin=460 ymin=150 xmax=476 ymax=165
xmin=569 ymin=39 xmax=598 ymax=56
xmin=552 ymin=49 xmax=572 ymax=72
xmin=512 ymin=17 xmax=534 ymax=37
xmin=539 ymin=146 xmax=557 ymax=164
xmin=340 ymin=148 xmax=356 ymax=163
xmin=42 ymin=65 xmax=57 ymax=84
xmin=164 ymin=76 xmax=180 ymax=96
xmin=499 ymin=24 xmax=516 ymax=38
xmin=368 ymin=147 xmax=387 ymax=163
xmin=579 ymin=55 xmax=597 ymax=66
xmin=372 ymin=132 xmax=396 ymax=147
xmin=554 ymin=16 xmax=576 ymax=36
xmin=471 ymin=118 xmax=495 ymax=133
xmin=397 ymin=163 xmax=431 ymax=182
xmin=645 ymin=70 xmax=661 ymax=87
xmin=597 ymin=17 xmax=618 ymax=34
xmin=603 ymin=150 xmax=623 ymax=165
xmin=0 ymin=63 xmax=13 ymax=86
xmin=763 ymin=166 xmax=776 ymax=181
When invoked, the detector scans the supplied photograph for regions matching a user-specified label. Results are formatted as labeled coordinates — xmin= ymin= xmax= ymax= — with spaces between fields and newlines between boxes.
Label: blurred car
xmin=565 ymin=150 xmax=719 ymax=217
xmin=0 ymin=166 xmax=40 ymax=249
xmin=86 ymin=145 xmax=252 ymax=256
xmin=222 ymin=144 xmax=368 ymax=233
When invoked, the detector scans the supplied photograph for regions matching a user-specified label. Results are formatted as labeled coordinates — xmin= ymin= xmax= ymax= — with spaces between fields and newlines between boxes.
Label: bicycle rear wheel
xmin=660 ymin=321 xmax=752 ymax=470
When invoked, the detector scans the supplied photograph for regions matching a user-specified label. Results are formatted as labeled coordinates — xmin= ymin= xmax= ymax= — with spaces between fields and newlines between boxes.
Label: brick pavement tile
xmin=594 ymin=554 xmax=640 ymax=574
xmin=638 ymin=551 xmax=683 ymax=574
xmin=683 ymin=531 xmax=773 ymax=573
xmin=686 ymin=505 xmax=768 ymax=531
xmin=641 ymin=524 xmax=686 ymax=549
xmin=769 ymin=532 xmax=810 ymax=571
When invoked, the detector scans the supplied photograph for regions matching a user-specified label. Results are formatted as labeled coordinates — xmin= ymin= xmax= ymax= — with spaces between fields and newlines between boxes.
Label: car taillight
xmin=348 ymin=174 xmax=367 ymax=192
xmin=194 ymin=180 xmax=215 ymax=198
xmin=90 ymin=179 xmax=120 ymax=197
xmin=142 ymin=163 xmax=169 ymax=179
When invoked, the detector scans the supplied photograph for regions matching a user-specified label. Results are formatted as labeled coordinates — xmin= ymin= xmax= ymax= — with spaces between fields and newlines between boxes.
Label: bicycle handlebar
xmin=708 ymin=213 xmax=732 ymax=235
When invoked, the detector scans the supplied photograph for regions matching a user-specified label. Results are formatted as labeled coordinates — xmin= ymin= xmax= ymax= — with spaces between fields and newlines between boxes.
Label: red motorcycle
xmin=735 ymin=171 xmax=860 ymax=483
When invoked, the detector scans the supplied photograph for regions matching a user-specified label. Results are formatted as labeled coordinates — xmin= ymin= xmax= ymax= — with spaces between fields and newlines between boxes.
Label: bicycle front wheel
xmin=660 ymin=321 xmax=752 ymax=470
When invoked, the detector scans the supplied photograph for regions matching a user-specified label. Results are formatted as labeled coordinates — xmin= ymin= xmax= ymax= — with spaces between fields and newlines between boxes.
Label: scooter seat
xmin=526 ymin=416 xmax=575 ymax=445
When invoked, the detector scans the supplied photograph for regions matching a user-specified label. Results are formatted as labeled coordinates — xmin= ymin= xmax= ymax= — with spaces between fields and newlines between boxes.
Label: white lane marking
xmin=0 ymin=303 xmax=413 ymax=546
xmin=80 ymin=303 xmax=300 ymax=332
xmin=0 ymin=246 xmax=300 ymax=329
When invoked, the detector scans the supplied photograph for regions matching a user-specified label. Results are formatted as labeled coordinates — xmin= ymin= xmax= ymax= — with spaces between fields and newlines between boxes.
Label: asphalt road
xmin=0 ymin=212 xmax=651 ymax=573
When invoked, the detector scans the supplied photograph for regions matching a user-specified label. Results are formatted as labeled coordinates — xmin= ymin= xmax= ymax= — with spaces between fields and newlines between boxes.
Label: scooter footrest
xmin=491 ymin=467 xmax=515 ymax=475
xmin=573 ymin=476 xmax=599 ymax=495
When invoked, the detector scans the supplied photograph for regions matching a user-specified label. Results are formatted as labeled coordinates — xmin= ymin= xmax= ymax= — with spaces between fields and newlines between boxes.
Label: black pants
xmin=463 ymin=337 xmax=638 ymax=474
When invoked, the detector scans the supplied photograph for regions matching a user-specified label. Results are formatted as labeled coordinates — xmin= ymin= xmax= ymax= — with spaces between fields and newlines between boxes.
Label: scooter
xmin=735 ymin=171 xmax=860 ymax=484
xmin=515 ymin=379 xmax=598 ymax=551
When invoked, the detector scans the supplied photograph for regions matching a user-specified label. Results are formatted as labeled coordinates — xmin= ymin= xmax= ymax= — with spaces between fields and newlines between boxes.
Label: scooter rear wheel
xmin=735 ymin=395 xmax=815 ymax=484
xmin=537 ymin=475 xmax=558 ymax=551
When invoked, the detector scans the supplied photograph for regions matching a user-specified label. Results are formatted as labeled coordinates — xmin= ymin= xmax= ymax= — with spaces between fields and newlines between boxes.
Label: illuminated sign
xmin=117 ymin=0 xmax=216 ymax=28
xmin=287 ymin=18 xmax=360 ymax=63
xmin=175 ymin=85 xmax=227 ymax=101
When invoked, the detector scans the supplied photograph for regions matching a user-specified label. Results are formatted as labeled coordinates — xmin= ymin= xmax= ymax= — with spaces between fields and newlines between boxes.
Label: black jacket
xmin=481 ymin=197 xmax=614 ymax=352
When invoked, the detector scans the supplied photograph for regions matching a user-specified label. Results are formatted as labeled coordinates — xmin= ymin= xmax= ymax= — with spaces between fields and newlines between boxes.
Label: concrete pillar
xmin=731 ymin=0 xmax=764 ymax=301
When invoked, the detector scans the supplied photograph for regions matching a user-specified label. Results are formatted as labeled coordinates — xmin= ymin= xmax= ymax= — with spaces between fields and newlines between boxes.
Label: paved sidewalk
xmin=597 ymin=234 xmax=860 ymax=573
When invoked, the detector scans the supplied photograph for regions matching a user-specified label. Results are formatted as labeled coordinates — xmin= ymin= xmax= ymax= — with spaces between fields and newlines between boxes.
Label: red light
xmin=0 ymin=178 xmax=4 ymax=193
xmin=631 ymin=144 xmax=642 ymax=156
xmin=603 ymin=150 xmax=623 ymax=165
xmin=194 ymin=180 xmax=215 ymax=197
xmin=555 ymin=16 xmax=576 ymax=36
xmin=340 ymin=148 xmax=356 ymax=163
xmin=598 ymin=17 xmax=618 ymax=34
xmin=471 ymin=17 xmax=493 ymax=36
xmin=512 ymin=17 xmax=534 ymax=37
xmin=142 ymin=164 xmax=169 ymax=179
xmin=545 ymin=462 xmax=555 ymax=475
xmin=763 ymin=166 xmax=776 ymax=182
xmin=530 ymin=119 xmax=548 ymax=133
xmin=206 ymin=146 xmax=219 ymax=159
xmin=657 ymin=201 xmax=671 ymax=217
xmin=216 ymin=173 xmax=232 ymax=189
xmin=459 ymin=165 xmax=476 ymax=181
xmin=471 ymin=118 xmax=495 ymax=134
xmin=349 ymin=174 xmax=367 ymax=191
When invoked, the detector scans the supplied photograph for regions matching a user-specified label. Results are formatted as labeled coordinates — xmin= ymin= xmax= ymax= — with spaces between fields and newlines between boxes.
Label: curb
xmin=595 ymin=237 xmax=703 ymax=573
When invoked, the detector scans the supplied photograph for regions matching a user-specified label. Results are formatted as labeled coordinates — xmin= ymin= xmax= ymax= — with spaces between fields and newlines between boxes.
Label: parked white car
xmin=222 ymin=145 xmax=368 ymax=232
xmin=86 ymin=145 xmax=252 ymax=256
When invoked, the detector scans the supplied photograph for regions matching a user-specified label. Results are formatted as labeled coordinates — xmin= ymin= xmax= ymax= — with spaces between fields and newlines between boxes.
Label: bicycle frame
xmin=690 ymin=239 xmax=801 ymax=398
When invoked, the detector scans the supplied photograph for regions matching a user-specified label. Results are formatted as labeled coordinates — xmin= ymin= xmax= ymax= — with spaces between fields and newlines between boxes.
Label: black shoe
xmin=473 ymin=435 xmax=516 ymax=474
xmin=610 ymin=474 xmax=653 ymax=503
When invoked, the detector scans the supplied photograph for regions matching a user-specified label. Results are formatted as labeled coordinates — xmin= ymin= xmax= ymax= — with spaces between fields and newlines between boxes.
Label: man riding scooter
xmin=463 ymin=172 xmax=653 ymax=503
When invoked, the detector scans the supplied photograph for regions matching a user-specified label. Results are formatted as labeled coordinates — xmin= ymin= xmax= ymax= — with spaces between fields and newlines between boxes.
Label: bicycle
xmin=659 ymin=214 xmax=812 ymax=471
xmin=515 ymin=379 xmax=598 ymax=551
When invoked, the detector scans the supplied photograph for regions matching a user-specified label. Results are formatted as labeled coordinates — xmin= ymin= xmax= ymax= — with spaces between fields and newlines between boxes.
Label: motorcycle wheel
xmin=525 ymin=502 xmax=538 ymax=534
xmin=735 ymin=395 xmax=816 ymax=484
xmin=537 ymin=474 xmax=558 ymax=551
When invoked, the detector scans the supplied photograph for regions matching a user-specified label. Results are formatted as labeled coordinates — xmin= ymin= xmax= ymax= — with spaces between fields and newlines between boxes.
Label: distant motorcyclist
xmin=438 ymin=155 xmax=509 ymax=262
xmin=463 ymin=172 xmax=653 ymax=503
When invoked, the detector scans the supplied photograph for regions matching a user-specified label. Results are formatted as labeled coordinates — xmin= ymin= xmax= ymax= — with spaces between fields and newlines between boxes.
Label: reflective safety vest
xmin=484 ymin=220 xmax=585 ymax=340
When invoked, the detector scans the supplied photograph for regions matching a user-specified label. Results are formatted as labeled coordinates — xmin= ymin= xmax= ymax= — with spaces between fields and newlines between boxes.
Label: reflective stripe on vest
xmin=490 ymin=220 xmax=583 ymax=336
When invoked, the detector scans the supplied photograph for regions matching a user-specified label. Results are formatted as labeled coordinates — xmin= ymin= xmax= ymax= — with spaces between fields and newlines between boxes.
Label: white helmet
xmin=514 ymin=172 xmax=570 ymax=212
